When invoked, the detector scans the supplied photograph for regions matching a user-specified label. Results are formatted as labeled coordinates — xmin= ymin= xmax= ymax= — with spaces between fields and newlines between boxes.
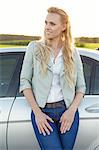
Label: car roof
xmin=76 ymin=47 xmax=99 ymax=61
xmin=0 ymin=47 xmax=26 ymax=53
xmin=0 ymin=47 xmax=99 ymax=61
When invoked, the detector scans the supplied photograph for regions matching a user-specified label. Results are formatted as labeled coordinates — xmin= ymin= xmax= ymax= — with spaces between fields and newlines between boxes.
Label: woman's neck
xmin=48 ymin=38 xmax=63 ymax=51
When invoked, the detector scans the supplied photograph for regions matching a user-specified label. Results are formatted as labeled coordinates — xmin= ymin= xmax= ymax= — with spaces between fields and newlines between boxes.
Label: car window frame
xmin=0 ymin=52 xmax=25 ymax=98
xmin=80 ymin=55 xmax=94 ymax=95
xmin=92 ymin=59 xmax=99 ymax=95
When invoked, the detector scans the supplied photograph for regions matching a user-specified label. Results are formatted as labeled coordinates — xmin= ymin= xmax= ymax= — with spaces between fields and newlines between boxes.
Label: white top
xmin=47 ymin=48 xmax=64 ymax=103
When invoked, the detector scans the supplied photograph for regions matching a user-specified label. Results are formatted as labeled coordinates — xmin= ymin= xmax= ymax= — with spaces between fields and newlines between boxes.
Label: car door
xmin=0 ymin=52 xmax=23 ymax=150
xmin=8 ymin=52 xmax=40 ymax=150
xmin=74 ymin=56 xmax=99 ymax=150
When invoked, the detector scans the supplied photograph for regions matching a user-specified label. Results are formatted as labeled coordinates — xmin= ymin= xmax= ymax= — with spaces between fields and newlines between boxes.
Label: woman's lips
xmin=45 ymin=32 xmax=52 ymax=35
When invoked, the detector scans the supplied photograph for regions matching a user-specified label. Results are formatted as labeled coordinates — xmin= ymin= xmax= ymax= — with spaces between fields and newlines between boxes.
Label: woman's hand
xmin=59 ymin=108 xmax=76 ymax=134
xmin=35 ymin=111 xmax=54 ymax=136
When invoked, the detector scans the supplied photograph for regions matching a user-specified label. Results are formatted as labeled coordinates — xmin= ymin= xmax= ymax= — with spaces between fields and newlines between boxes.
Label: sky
xmin=0 ymin=0 xmax=98 ymax=37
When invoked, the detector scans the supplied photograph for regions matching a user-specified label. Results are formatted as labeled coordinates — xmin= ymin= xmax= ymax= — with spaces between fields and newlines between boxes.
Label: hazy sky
xmin=0 ymin=0 xmax=98 ymax=37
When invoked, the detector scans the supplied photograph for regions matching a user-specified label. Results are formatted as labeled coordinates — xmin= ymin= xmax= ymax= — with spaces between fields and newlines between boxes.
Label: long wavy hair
xmin=37 ymin=7 xmax=75 ymax=88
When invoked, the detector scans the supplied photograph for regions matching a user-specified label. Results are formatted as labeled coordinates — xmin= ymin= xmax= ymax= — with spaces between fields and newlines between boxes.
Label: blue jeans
xmin=31 ymin=100 xmax=79 ymax=150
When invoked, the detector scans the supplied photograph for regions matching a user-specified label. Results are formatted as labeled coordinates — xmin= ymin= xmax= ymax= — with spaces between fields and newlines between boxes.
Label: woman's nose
xmin=45 ymin=23 xmax=51 ymax=30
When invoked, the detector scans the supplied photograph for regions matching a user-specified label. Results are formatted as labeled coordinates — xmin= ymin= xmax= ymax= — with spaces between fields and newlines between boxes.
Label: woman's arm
xmin=60 ymin=92 xmax=84 ymax=133
xmin=23 ymin=88 xmax=42 ymax=115
xmin=23 ymin=88 xmax=54 ymax=136
xmin=68 ymin=92 xmax=84 ymax=113
xmin=60 ymin=49 xmax=86 ymax=133
xmin=20 ymin=42 xmax=54 ymax=136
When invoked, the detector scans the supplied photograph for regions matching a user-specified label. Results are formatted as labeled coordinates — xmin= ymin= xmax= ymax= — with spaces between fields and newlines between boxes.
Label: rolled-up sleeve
xmin=75 ymin=49 xmax=86 ymax=94
xmin=19 ymin=41 xmax=34 ymax=93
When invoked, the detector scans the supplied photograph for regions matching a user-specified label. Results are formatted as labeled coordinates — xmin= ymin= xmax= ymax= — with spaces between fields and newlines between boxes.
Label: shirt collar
xmin=40 ymin=41 xmax=63 ymax=57
xmin=51 ymin=47 xmax=63 ymax=58
xmin=58 ymin=48 xmax=62 ymax=57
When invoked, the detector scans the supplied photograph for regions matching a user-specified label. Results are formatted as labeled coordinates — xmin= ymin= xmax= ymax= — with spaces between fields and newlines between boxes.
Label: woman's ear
xmin=62 ymin=24 xmax=66 ymax=32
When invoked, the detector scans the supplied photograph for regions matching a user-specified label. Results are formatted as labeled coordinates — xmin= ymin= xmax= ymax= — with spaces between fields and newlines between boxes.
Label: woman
xmin=19 ymin=6 xmax=86 ymax=150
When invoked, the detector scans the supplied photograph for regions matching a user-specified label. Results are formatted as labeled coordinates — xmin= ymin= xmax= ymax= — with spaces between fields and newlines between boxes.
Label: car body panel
xmin=0 ymin=97 xmax=15 ymax=150
xmin=79 ymin=95 xmax=99 ymax=118
xmin=74 ymin=119 xmax=99 ymax=150
xmin=0 ymin=97 xmax=15 ymax=122
xmin=8 ymin=97 xmax=40 ymax=150
xmin=8 ymin=122 xmax=40 ymax=150
xmin=9 ymin=97 xmax=31 ymax=122
xmin=0 ymin=124 xmax=7 ymax=150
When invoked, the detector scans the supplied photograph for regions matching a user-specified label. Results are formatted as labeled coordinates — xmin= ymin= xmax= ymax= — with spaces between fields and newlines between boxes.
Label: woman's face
xmin=44 ymin=13 xmax=65 ymax=40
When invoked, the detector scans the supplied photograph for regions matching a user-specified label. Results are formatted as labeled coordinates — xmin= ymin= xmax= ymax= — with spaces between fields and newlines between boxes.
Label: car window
xmin=0 ymin=52 xmax=24 ymax=97
xmin=81 ymin=56 xmax=93 ymax=94
xmin=93 ymin=64 xmax=99 ymax=94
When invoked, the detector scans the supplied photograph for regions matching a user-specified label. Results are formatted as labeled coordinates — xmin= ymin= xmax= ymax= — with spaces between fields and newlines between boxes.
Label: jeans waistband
xmin=45 ymin=100 xmax=66 ymax=108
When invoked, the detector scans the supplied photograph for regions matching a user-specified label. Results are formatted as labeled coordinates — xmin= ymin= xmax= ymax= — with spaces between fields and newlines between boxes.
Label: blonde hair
xmin=37 ymin=6 xmax=75 ymax=88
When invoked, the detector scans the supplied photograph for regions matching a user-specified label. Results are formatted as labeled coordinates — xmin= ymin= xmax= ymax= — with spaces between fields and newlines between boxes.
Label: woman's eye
xmin=45 ymin=21 xmax=47 ymax=25
xmin=50 ymin=22 xmax=56 ymax=26
xmin=45 ymin=21 xmax=56 ymax=26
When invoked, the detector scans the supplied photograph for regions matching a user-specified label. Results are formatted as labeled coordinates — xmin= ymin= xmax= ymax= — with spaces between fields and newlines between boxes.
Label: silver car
xmin=0 ymin=47 xmax=99 ymax=150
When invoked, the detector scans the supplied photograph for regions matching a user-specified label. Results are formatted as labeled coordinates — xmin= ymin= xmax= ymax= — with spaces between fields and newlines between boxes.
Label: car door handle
xmin=85 ymin=103 xmax=99 ymax=113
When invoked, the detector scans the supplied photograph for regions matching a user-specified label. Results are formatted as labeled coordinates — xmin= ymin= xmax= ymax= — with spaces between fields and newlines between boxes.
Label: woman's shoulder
xmin=26 ymin=40 xmax=44 ymax=53
xmin=73 ymin=47 xmax=80 ymax=58
xmin=73 ymin=47 xmax=79 ymax=54
xmin=28 ymin=40 xmax=46 ymax=49
xmin=72 ymin=48 xmax=82 ymax=65
xmin=27 ymin=40 xmax=39 ymax=48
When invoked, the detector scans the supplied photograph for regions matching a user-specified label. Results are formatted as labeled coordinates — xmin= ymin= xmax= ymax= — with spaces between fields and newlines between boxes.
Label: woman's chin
xmin=45 ymin=36 xmax=53 ymax=40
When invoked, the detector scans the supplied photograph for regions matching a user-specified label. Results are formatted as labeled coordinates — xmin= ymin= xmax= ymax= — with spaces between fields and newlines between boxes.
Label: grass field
xmin=0 ymin=45 xmax=26 ymax=48
xmin=0 ymin=43 xmax=99 ymax=50
xmin=77 ymin=43 xmax=99 ymax=50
